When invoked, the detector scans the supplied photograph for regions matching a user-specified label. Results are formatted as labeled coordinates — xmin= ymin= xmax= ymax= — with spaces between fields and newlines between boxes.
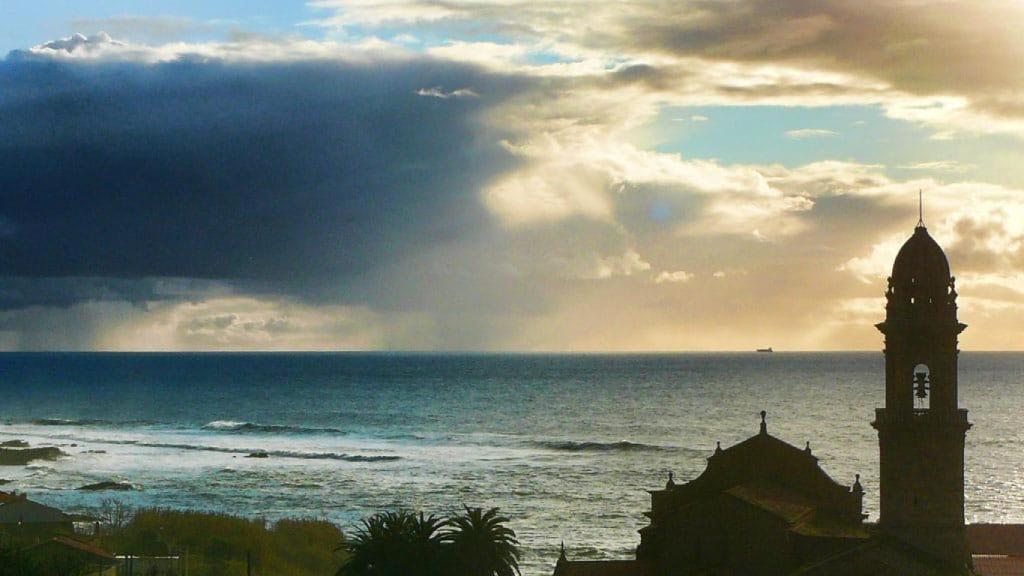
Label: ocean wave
xmin=99 ymin=438 xmax=398 ymax=462
xmin=529 ymin=440 xmax=677 ymax=453
xmin=201 ymin=420 xmax=345 ymax=435
xmin=29 ymin=418 xmax=157 ymax=427
xmin=0 ymin=431 xmax=397 ymax=463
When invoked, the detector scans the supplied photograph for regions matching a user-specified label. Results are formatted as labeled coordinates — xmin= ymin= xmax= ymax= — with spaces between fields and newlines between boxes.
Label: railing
xmin=873 ymin=408 xmax=969 ymax=426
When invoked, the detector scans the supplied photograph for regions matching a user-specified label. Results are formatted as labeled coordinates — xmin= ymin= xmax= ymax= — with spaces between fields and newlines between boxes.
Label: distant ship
xmin=756 ymin=347 xmax=773 ymax=353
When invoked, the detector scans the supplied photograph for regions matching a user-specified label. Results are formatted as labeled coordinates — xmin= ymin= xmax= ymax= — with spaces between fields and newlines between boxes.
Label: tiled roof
xmin=28 ymin=536 xmax=116 ymax=561
xmin=723 ymin=479 xmax=869 ymax=540
xmin=973 ymin=555 xmax=1024 ymax=576
xmin=969 ymin=525 xmax=1024 ymax=556
xmin=790 ymin=510 xmax=871 ymax=539
xmin=725 ymin=480 xmax=816 ymax=524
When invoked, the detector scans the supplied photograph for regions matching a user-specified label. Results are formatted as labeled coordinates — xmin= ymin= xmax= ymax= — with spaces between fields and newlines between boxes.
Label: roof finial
xmin=666 ymin=471 xmax=675 ymax=489
xmin=559 ymin=541 xmax=567 ymax=562
xmin=917 ymin=189 xmax=925 ymax=228
xmin=759 ymin=410 xmax=767 ymax=435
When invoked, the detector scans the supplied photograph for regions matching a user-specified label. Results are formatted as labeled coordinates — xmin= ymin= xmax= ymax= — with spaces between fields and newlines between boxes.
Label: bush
xmin=104 ymin=508 xmax=347 ymax=576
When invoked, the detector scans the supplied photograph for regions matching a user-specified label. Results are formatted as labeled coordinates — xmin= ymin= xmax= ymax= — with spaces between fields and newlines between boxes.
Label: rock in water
xmin=0 ymin=447 xmax=65 ymax=466
xmin=246 ymin=451 xmax=270 ymax=458
xmin=77 ymin=481 xmax=134 ymax=491
xmin=0 ymin=440 xmax=29 ymax=448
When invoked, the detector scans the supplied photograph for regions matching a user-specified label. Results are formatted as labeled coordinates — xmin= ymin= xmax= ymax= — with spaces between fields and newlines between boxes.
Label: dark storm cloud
xmin=0 ymin=54 xmax=526 ymax=307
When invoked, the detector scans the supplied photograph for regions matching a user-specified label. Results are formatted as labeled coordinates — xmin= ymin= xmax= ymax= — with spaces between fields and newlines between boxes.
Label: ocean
xmin=1 ymin=352 xmax=1022 ymax=575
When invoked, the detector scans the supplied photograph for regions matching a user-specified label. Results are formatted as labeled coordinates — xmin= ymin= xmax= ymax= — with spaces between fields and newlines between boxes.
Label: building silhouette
xmin=873 ymin=221 xmax=971 ymax=568
xmin=553 ymin=221 xmax=1024 ymax=575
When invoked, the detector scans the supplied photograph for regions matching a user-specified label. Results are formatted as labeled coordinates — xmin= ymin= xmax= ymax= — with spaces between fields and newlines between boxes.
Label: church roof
xmin=725 ymin=480 xmax=816 ymax=524
xmin=891 ymin=225 xmax=951 ymax=289
xmin=662 ymin=414 xmax=860 ymax=517
xmin=793 ymin=533 xmax=963 ymax=576
xmin=724 ymin=480 xmax=871 ymax=540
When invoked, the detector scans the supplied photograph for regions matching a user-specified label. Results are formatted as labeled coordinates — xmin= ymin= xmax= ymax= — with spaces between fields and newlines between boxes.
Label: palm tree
xmin=337 ymin=510 xmax=446 ymax=576
xmin=444 ymin=507 xmax=521 ymax=576
xmin=407 ymin=512 xmax=448 ymax=576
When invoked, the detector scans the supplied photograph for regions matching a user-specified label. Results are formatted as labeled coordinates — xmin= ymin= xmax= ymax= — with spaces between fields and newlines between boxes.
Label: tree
xmin=444 ymin=507 xmax=521 ymax=576
xmin=337 ymin=510 xmax=446 ymax=576
xmin=98 ymin=498 xmax=132 ymax=531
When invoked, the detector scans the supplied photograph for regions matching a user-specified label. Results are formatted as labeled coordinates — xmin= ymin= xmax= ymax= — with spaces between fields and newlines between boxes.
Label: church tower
xmin=872 ymin=215 xmax=971 ymax=568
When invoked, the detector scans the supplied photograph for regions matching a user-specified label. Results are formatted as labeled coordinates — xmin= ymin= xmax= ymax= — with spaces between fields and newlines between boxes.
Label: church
xmin=553 ymin=220 xmax=1024 ymax=575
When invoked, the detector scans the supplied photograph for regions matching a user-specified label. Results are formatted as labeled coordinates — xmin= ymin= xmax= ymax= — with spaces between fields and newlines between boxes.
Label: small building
xmin=0 ymin=491 xmax=75 ymax=543
xmin=25 ymin=535 xmax=118 ymax=575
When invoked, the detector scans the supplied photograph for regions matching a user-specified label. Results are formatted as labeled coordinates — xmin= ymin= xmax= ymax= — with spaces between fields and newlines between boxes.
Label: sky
xmin=2 ymin=1 xmax=1024 ymax=351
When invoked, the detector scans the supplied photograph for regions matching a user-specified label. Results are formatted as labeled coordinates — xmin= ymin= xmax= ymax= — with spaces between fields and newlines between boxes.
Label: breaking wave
xmin=30 ymin=418 xmax=156 ymax=427
xmin=529 ymin=440 xmax=680 ymax=453
xmin=201 ymin=420 xmax=345 ymax=435
xmin=2 ymin=432 xmax=398 ymax=463
xmin=100 ymin=438 xmax=398 ymax=462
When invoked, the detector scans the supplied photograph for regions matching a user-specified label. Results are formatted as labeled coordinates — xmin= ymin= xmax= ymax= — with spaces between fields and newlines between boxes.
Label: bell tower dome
xmin=872 ymin=219 xmax=971 ymax=569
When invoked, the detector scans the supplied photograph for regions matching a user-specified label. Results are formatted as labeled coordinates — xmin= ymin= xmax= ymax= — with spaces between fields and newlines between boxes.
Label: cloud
xmin=672 ymin=115 xmax=709 ymax=122
xmin=785 ymin=128 xmax=839 ymax=139
xmin=592 ymin=249 xmax=652 ymax=279
xmin=0 ymin=50 xmax=525 ymax=287
xmin=655 ymin=270 xmax=694 ymax=283
xmin=8 ymin=30 xmax=412 ymax=64
xmin=8 ymin=27 xmax=1024 ymax=351
xmin=898 ymin=160 xmax=975 ymax=173
xmin=23 ymin=32 xmax=125 ymax=58
xmin=68 ymin=16 xmax=202 ymax=41
xmin=309 ymin=0 xmax=1024 ymax=139
xmin=415 ymin=86 xmax=479 ymax=98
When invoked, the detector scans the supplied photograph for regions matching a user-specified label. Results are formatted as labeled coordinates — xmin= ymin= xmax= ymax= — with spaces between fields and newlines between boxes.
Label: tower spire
xmin=917 ymin=189 xmax=924 ymax=228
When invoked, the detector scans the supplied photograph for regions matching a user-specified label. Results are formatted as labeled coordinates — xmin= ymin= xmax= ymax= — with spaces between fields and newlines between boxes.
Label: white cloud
xmin=21 ymin=32 xmax=125 ymax=58
xmin=415 ymin=86 xmax=479 ymax=99
xmin=898 ymin=161 xmax=974 ymax=173
xmin=590 ymin=249 xmax=652 ymax=279
xmin=655 ymin=270 xmax=694 ymax=283
xmin=482 ymin=167 xmax=614 ymax=227
xmin=673 ymin=115 xmax=709 ymax=122
xmin=785 ymin=128 xmax=839 ymax=139
xmin=12 ymin=31 xmax=412 ymax=64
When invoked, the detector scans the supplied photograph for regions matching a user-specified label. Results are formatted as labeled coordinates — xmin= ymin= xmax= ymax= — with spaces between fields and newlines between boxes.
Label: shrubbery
xmin=104 ymin=508 xmax=347 ymax=576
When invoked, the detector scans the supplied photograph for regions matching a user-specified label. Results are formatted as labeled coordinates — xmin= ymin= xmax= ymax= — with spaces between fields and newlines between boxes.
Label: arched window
xmin=912 ymin=364 xmax=930 ymax=409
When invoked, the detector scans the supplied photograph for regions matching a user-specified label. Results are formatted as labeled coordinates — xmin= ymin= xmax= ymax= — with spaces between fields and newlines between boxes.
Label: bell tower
xmin=872 ymin=217 xmax=971 ymax=568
